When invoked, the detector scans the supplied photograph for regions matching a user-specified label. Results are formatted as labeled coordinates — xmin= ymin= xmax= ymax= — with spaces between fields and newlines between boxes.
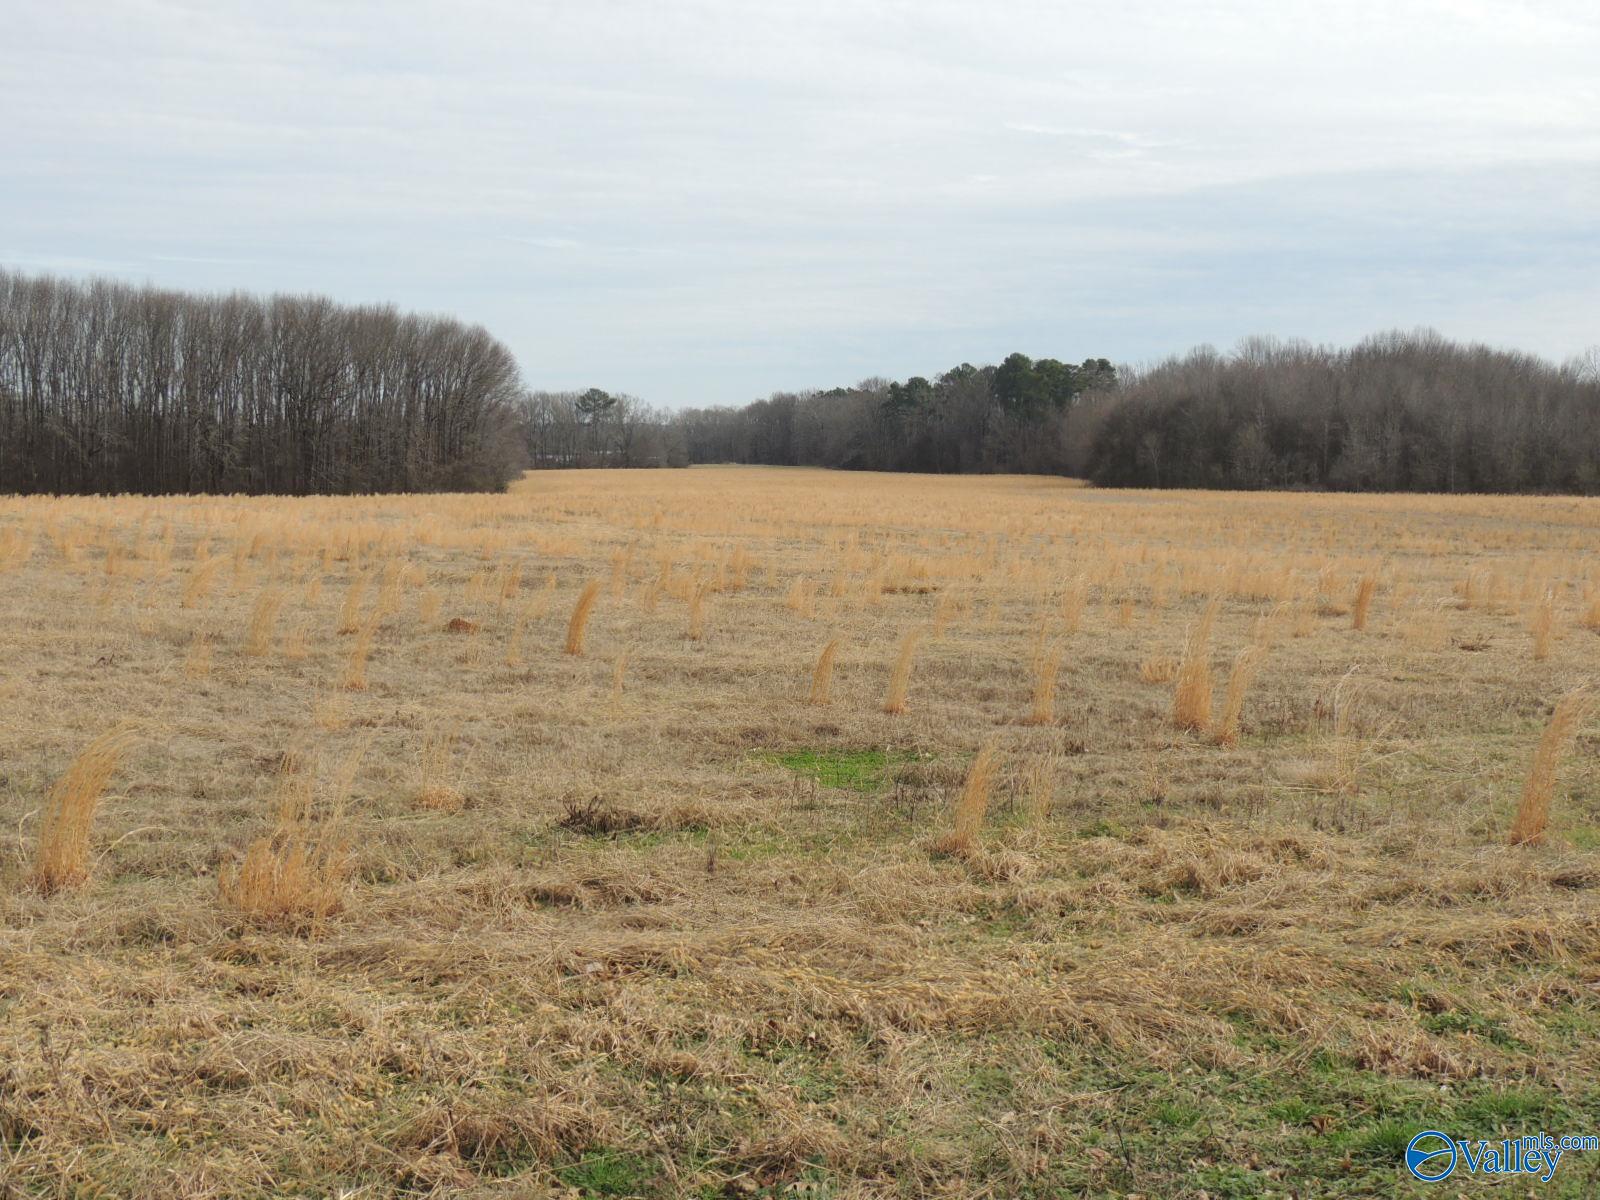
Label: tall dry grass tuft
xmin=1024 ymin=645 xmax=1063 ymax=725
xmin=809 ymin=637 xmax=840 ymax=705
xmin=610 ymin=652 xmax=629 ymax=709
xmin=1351 ymin=574 xmax=1377 ymax=631
xmin=1171 ymin=600 xmax=1218 ymax=731
xmin=688 ymin=581 xmax=711 ymax=641
xmin=931 ymin=741 xmax=999 ymax=856
xmin=415 ymin=724 xmax=465 ymax=812
xmin=1507 ymin=689 xmax=1591 ymax=846
xmin=374 ymin=559 xmax=405 ymax=622
xmin=565 ymin=580 xmax=602 ymax=655
xmin=500 ymin=562 xmax=524 ymax=606
xmin=504 ymin=599 xmax=533 ymax=667
xmin=336 ymin=572 xmax=369 ymax=634
xmin=1291 ymin=599 xmax=1316 ymax=638
xmin=220 ymin=749 xmax=357 ymax=926
xmin=32 ymin=727 xmax=137 ymax=894
xmin=1212 ymin=644 xmax=1265 ymax=748
xmin=184 ymin=629 xmax=214 ymax=679
xmin=1139 ymin=653 xmax=1176 ymax=684
xmin=0 ymin=526 xmax=35 ymax=571
xmin=1530 ymin=589 xmax=1555 ymax=661
xmin=1024 ymin=753 xmax=1057 ymax=826
xmin=342 ymin=617 xmax=377 ymax=691
xmin=785 ymin=577 xmax=815 ymax=618
xmin=1581 ymin=589 xmax=1600 ymax=632
xmin=1323 ymin=673 xmax=1378 ymax=796
xmin=181 ymin=558 xmax=223 ymax=609
xmin=1059 ymin=577 xmax=1088 ymax=634
xmin=417 ymin=587 xmax=443 ymax=627
xmin=243 ymin=588 xmax=286 ymax=657
xmin=882 ymin=628 xmax=921 ymax=715
xmin=282 ymin=618 xmax=310 ymax=661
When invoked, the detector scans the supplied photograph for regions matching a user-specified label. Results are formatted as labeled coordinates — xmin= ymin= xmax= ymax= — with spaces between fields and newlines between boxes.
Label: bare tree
xmin=0 ymin=269 xmax=523 ymax=495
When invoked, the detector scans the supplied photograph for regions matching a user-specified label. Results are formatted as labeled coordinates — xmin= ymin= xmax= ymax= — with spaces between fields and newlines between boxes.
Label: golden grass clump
xmin=1581 ymin=588 xmax=1600 ymax=632
xmin=1171 ymin=599 xmax=1218 ymax=731
xmin=342 ymin=617 xmax=377 ymax=691
xmin=336 ymin=572 xmax=369 ymax=634
xmin=183 ymin=629 xmax=213 ymax=678
xmin=1291 ymin=599 xmax=1316 ymax=638
xmin=1139 ymin=653 xmax=1176 ymax=684
xmin=415 ymin=725 xmax=465 ymax=812
xmin=931 ymin=741 xmax=998 ymax=857
xmin=1322 ymin=673 xmax=1377 ymax=796
xmin=243 ymin=588 xmax=286 ymax=657
xmin=785 ymin=576 xmax=815 ymax=618
xmin=565 ymin=579 xmax=602 ymax=656
xmin=1507 ymin=688 xmax=1591 ymax=846
xmin=610 ymin=651 xmax=629 ymax=708
xmin=1024 ymin=753 xmax=1057 ymax=825
xmin=220 ymin=762 xmax=352 ymax=926
xmin=505 ymin=601 xmax=533 ymax=667
xmin=809 ymin=637 xmax=840 ymax=705
xmin=180 ymin=558 xmax=223 ymax=609
xmin=882 ymin=627 xmax=921 ymax=714
xmin=1212 ymin=644 xmax=1265 ymax=748
xmin=32 ymin=727 xmax=137 ymax=895
xmin=1024 ymin=644 xmax=1063 ymax=725
xmin=1059 ymin=577 xmax=1088 ymax=633
xmin=688 ymin=581 xmax=711 ymax=641
xmin=219 ymin=819 xmax=350 ymax=928
xmin=282 ymin=618 xmax=310 ymax=660
xmin=0 ymin=525 xmax=35 ymax=571
xmin=417 ymin=587 xmax=444 ymax=626
xmin=1530 ymin=588 xmax=1555 ymax=661
xmin=1351 ymin=573 xmax=1377 ymax=631
xmin=500 ymin=561 xmax=523 ymax=604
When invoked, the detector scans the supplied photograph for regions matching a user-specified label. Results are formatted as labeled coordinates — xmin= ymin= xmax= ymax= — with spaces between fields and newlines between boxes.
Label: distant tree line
xmin=0 ymin=268 xmax=522 ymax=495
xmin=513 ymin=388 xmax=687 ymax=469
xmin=1083 ymin=333 xmax=1600 ymax=493
xmin=8 ymin=261 xmax=1595 ymax=499
xmin=661 ymin=334 xmax=1600 ymax=494
xmin=672 ymin=353 xmax=1116 ymax=474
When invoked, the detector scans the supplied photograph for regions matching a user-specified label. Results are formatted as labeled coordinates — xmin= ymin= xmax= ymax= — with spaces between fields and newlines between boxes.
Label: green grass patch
xmin=1566 ymin=825 xmax=1600 ymax=851
xmin=764 ymin=747 xmax=917 ymax=793
xmin=1420 ymin=1009 xmax=1524 ymax=1048
xmin=555 ymin=1150 xmax=659 ymax=1196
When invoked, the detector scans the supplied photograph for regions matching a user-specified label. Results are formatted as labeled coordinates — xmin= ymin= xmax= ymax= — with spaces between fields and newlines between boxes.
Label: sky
xmin=4 ymin=0 xmax=1598 ymax=406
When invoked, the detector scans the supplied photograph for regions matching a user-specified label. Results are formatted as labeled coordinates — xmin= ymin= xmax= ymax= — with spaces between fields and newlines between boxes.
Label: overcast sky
xmin=4 ymin=1 xmax=1597 ymax=406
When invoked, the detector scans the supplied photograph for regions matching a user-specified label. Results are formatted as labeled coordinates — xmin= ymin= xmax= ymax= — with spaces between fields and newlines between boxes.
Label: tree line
xmin=0 ymin=269 xmax=522 ymax=495
xmin=513 ymin=388 xmax=687 ymax=469
xmin=671 ymin=353 xmax=1116 ymax=475
xmin=659 ymin=335 xmax=1600 ymax=494
xmin=1082 ymin=333 xmax=1600 ymax=493
xmin=6 ymin=261 xmax=1595 ymax=497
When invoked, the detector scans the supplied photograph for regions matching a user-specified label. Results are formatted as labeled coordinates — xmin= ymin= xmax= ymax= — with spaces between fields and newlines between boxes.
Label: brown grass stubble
xmin=2 ymin=470 xmax=1599 ymax=1197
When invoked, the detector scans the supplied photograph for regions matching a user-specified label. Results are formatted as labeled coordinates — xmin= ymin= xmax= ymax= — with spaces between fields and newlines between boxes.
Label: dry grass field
xmin=2 ymin=466 xmax=1599 ymax=1198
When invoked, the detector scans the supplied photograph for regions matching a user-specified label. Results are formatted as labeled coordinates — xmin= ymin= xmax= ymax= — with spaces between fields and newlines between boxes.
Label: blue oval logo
xmin=1406 ymin=1130 xmax=1458 ymax=1181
